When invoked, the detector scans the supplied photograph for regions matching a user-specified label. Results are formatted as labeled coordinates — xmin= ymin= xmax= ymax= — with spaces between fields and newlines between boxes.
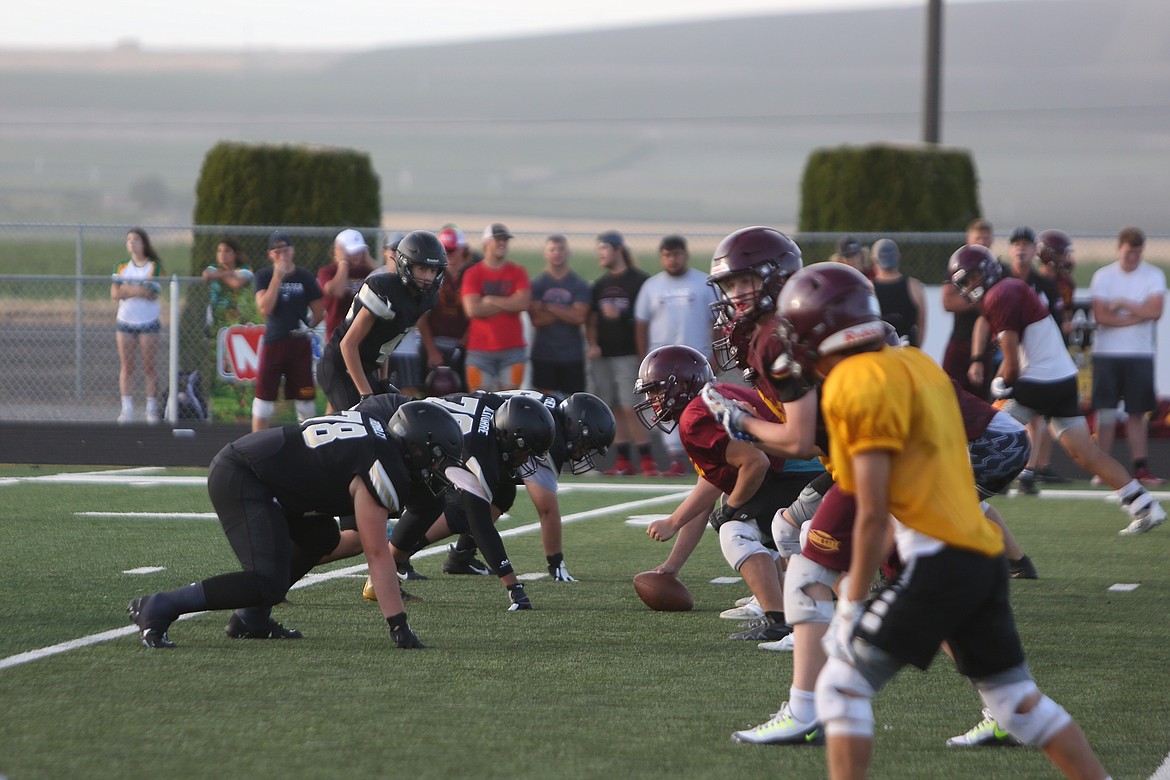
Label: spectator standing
xmin=418 ymin=225 xmax=473 ymax=391
xmin=380 ymin=231 xmax=405 ymax=274
xmin=317 ymin=229 xmax=377 ymax=342
xmin=831 ymin=235 xmax=872 ymax=279
xmin=942 ymin=218 xmax=995 ymax=399
xmin=202 ymin=236 xmax=256 ymax=332
xmin=870 ymin=238 xmax=926 ymax=347
xmin=634 ymin=234 xmax=718 ymax=476
xmin=586 ymin=230 xmax=655 ymax=476
xmin=528 ymin=234 xmax=591 ymax=398
xmin=461 ymin=223 xmax=531 ymax=391
xmin=251 ymin=231 xmax=324 ymax=432
xmin=1090 ymin=226 xmax=1167 ymax=486
xmin=111 ymin=227 xmax=164 ymax=424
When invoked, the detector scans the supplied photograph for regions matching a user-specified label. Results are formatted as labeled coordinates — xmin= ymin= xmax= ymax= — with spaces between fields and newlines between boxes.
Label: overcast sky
xmin=2 ymin=0 xmax=1016 ymax=51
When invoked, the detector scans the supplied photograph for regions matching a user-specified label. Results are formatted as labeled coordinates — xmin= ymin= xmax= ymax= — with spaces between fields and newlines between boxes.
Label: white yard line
xmin=0 ymin=485 xmax=692 ymax=671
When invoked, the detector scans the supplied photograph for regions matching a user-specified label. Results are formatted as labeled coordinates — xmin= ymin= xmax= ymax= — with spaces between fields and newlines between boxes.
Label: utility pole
xmin=923 ymin=0 xmax=943 ymax=143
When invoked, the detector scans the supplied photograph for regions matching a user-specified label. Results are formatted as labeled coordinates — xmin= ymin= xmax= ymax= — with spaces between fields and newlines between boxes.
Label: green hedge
xmin=798 ymin=143 xmax=981 ymax=281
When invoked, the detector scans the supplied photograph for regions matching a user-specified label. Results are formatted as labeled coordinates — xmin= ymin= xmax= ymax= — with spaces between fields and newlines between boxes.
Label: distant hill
xmin=0 ymin=0 xmax=1167 ymax=232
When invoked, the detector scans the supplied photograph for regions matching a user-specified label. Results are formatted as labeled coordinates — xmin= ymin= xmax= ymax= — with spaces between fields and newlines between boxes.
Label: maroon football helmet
xmin=1036 ymin=229 xmax=1074 ymax=272
xmin=423 ymin=366 xmax=462 ymax=397
xmin=775 ymin=263 xmax=887 ymax=383
xmin=633 ymin=345 xmax=714 ymax=433
xmin=708 ymin=227 xmax=803 ymax=326
xmin=947 ymin=244 xmax=1004 ymax=303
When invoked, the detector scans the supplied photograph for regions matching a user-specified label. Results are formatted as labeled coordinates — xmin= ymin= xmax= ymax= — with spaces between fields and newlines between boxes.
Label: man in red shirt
xmin=461 ymin=223 xmax=531 ymax=391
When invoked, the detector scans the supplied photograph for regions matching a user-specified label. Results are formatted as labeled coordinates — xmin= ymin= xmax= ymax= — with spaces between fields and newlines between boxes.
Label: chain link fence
xmin=0 ymin=222 xmax=1154 ymax=422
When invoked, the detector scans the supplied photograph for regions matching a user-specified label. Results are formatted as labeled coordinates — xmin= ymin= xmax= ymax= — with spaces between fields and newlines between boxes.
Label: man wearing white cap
xmin=318 ymin=228 xmax=377 ymax=342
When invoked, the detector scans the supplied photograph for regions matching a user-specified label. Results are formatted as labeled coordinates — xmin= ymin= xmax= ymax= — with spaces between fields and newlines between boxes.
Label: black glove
xmin=387 ymin=614 xmax=424 ymax=649
xmin=507 ymin=583 xmax=533 ymax=611
xmin=708 ymin=502 xmax=741 ymax=531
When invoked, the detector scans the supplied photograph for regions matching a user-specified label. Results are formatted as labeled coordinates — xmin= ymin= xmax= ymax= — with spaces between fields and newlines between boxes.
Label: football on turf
xmin=633 ymin=570 xmax=694 ymax=612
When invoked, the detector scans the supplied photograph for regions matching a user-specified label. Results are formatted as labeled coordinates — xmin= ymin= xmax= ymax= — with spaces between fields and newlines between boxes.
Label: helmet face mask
xmin=711 ymin=306 xmax=757 ymax=372
xmin=388 ymin=401 xmax=465 ymax=497
xmin=493 ymin=396 xmax=557 ymax=479
xmin=633 ymin=346 xmax=715 ymax=433
xmin=559 ymin=393 xmax=616 ymax=475
xmin=394 ymin=230 xmax=448 ymax=293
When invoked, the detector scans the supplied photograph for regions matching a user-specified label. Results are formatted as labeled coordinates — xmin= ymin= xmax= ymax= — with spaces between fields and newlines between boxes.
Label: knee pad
xmin=719 ymin=520 xmax=776 ymax=571
xmin=783 ymin=554 xmax=838 ymax=624
xmin=815 ymin=657 xmax=876 ymax=738
xmin=979 ymin=679 xmax=1072 ymax=746
xmin=785 ymin=482 xmax=824 ymax=528
xmin=772 ymin=510 xmax=802 ymax=559
xmin=294 ymin=400 xmax=317 ymax=422
xmin=252 ymin=398 xmax=276 ymax=419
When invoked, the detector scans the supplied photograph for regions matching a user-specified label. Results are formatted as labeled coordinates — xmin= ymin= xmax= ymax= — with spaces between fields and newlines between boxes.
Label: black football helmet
xmin=395 ymin=230 xmax=448 ymax=292
xmin=1036 ymin=229 xmax=1074 ymax=273
xmin=633 ymin=345 xmax=715 ymax=433
xmin=948 ymin=244 xmax=1004 ymax=303
xmin=387 ymin=401 xmax=465 ymax=496
xmin=775 ymin=263 xmax=887 ymax=386
xmin=708 ymin=227 xmax=803 ymax=326
xmin=493 ymin=396 xmax=557 ymax=478
xmin=558 ymin=392 xmax=617 ymax=475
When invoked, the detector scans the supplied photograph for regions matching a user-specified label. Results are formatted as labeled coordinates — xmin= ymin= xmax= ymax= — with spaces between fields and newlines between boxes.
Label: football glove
xmin=700 ymin=384 xmax=759 ymax=442
xmin=822 ymin=596 xmax=865 ymax=665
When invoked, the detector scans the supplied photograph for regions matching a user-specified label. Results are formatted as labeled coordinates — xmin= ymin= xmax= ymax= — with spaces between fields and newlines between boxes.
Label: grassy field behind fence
xmin=0 ymin=464 xmax=1167 ymax=779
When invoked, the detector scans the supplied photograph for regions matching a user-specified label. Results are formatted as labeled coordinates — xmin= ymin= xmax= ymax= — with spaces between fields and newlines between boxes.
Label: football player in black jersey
xmin=127 ymin=401 xmax=464 ymax=650
xmin=317 ymin=230 xmax=447 ymax=412
xmin=354 ymin=392 xmax=557 ymax=611
xmin=436 ymin=390 xmax=616 ymax=582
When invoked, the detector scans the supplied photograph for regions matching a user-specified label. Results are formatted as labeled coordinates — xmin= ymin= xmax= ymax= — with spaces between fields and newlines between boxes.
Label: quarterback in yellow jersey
xmin=775 ymin=263 xmax=1109 ymax=780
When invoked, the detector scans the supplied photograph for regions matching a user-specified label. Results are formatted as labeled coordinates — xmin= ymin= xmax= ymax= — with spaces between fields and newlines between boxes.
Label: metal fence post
xmin=74 ymin=225 xmax=84 ymax=400
xmin=167 ymin=274 xmax=180 ymax=424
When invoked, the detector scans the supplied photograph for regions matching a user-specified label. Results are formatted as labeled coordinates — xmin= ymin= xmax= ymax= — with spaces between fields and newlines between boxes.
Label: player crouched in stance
xmin=777 ymin=263 xmax=1109 ymax=780
xmin=417 ymin=388 xmax=616 ymax=582
xmin=360 ymin=392 xmax=557 ymax=611
xmin=951 ymin=244 xmax=1165 ymax=535
xmin=128 ymin=402 xmax=464 ymax=650
xmin=639 ymin=344 xmax=817 ymax=643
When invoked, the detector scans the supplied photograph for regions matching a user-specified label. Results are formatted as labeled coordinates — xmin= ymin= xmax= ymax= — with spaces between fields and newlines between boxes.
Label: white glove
xmin=822 ymin=597 xmax=866 ymax=664
xmin=700 ymin=383 xmax=758 ymax=442
xmin=990 ymin=376 xmax=1013 ymax=400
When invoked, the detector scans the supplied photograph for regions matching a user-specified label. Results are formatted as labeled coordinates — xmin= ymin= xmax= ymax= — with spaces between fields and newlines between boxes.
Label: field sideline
xmin=1 ymin=465 xmax=1168 ymax=779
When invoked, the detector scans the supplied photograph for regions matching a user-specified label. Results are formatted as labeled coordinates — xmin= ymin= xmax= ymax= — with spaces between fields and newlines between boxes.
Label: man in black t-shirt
xmin=251 ymin=231 xmax=325 ymax=432
xmin=585 ymin=230 xmax=655 ymax=476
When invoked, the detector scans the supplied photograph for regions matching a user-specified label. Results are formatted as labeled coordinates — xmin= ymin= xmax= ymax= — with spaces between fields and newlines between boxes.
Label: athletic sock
xmin=637 ymin=443 xmax=653 ymax=458
xmin=150 ymin=582 xmax=206 ymax=620
xmin=1118 ymin=479 xmax=1144 ymax=504
xmin=454 ymin=533 xmax=477 ymax=553
xmin=546 ymin=552 xmax=564 ymax=569
xmin=121 ymin=396 xmax=134 ymax=413
xmin=789 ymin=687 xmax=817 ymax=723
xmin=764 ymin=610 xmax=785 ymax=624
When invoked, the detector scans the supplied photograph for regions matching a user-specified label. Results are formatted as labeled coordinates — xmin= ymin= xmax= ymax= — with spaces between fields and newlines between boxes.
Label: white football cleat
xmin=758 ymin=634 xmax=795 ymax=652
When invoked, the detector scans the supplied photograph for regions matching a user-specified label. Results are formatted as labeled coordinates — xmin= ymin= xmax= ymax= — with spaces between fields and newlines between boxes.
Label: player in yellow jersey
xmin=774 ymin=263 xmax=1109 ymax=780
